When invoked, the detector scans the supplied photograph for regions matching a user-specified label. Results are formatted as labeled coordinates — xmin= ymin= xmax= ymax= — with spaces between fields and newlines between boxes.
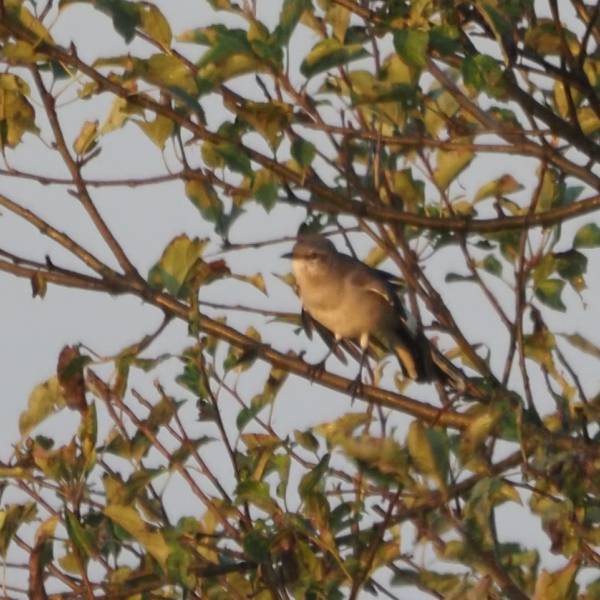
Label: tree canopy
xmin=1 ymin=0 xmax=600 ymax=598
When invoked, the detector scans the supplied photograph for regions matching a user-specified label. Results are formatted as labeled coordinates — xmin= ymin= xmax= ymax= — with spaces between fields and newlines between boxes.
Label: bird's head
xmin=283 ymin=235 xmax=337 ymax=280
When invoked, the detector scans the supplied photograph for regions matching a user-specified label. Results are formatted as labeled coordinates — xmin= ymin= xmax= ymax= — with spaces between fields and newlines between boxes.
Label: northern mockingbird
xmin=285 ymin=234 xmax=445 ymax=384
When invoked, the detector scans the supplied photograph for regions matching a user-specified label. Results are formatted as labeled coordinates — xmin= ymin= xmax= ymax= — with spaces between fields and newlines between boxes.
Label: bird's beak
xmin=281 ymin=251 xmax=294 ymax=259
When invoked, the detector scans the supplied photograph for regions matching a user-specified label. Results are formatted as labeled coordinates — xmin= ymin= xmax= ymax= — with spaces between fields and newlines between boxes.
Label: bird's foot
xmin=307 ymin=358 xmax=327 ymax=382
xmin=347 ymin=376 xmax=364 ymax=402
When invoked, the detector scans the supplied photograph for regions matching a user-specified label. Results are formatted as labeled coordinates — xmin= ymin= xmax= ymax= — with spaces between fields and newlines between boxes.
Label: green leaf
xmin=535 ymin=278 xmax=566 ymax=311
xmin=224 ymin=326 xmax=262 ymax=373
xmin=65 ymin=510 xmax=96 ymax=560
xmin=185 ymin=179 xmax=224 ymax=224
xmin=274 ymin=0 xmax=311 ymax=46
xmin=429 ymin=25 xmax=460 ymax=55
xmin=144 ymin=396 xmax=180 ymax=432
xmin=300 ymin=39 xmax=369 ymax=78
xmin=66 ymin=0 xmax=140 ymax=43
xmin=147 ymin=235 xmax=208 ymax=298
xmin=462 ymin=54 xmax=505 ymax=98
xmin=179 ymin=25 xmax=265 ymax=90
xmin=216 ymin=142 xmax=252 ymax=175
xmin=482 ymin=254 xmax=502 ymax=277
xmin=445 ymin=272 xmax=476 ymax=283
xmin=554 ymin=249 xmax=587 ymax=291
xmin=243 ymin=528 xmax=271 ymax=562
xmin=299 ymin=453 xmax=330 ymax=498
xmin=574 ymin=223 xmax=600 ymax=248
xmin=236 ymin=480 xmax=276 ymax=511
xmin=252 ymin=169 xmax=280 ymax=211
xmin=166 ymin=544 xmax=195 ymax=588
xmin=291 ymin=138 xmax=316 ymax=168
xmin=169 ymin=437 xmax=213 ymax=466
xmin=393 ymin=29 xmax=429 ymax=68
xmin=236 ymin=405 xmax=261 ymax=431
xmin=19 ymin=377 xmax=66 ymax=437
xmin=250 ymin=366 xmax=287 ymax=410
xmin=294 ymin=429 xmax=319 ymax=453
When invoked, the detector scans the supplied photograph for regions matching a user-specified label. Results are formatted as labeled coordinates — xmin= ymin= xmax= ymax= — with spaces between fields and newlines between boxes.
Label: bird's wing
xmin=371 ymin=267 xmax=405 ymax=288
xmin=349 ymin=263 xmax=408 ymax=319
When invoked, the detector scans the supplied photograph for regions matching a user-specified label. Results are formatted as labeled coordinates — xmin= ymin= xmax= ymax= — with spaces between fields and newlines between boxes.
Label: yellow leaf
xmin=459 ymin=410 xmax=499 ymax=466
xmin=433 ymin=147 xmax=474 ymax=190
xmin=139 ymin=4 xmax=171 ymax=46
xmin=35 ymin=516 xmax=58 ymax=543
xmin=144 ymin=54 xmax=198 ymax=95
xmin=6 ymin=0 xmax=53 ymax=42
xmin=325 ymin=5 xmax=350 ymax=42
xmin=241 ymin=433 xmax=281 ymax=450
xmin=0 ymin=73 xmax=30 ymax=95
xmin=407 ymin=421 xmax=448 ymax=488
xmin=199 ymin=54 xmax=264 ymax=87
xmin=385 ymin=169 xmax=424 ymax=211
xmin=137 ymin=114 xmax=173 ymax=149
xmin=73 ymin=120 xmax=98 ymax=155
xmin=59 ymin=552 xmax=81 ymax=574
xmin=0 ymin=75 xmax=37 ymax=147
xmin=104 ymin=505 xmax=170 ymax=568
xmin=560 ymin=333 xmax=600 ymax=360
xmin=232 ymin=272 xmax=267 ymax=294
xmin=382 ymin=53 xmax=419 ymax=86
xmin=19 ymin=376 xmax=66 ymax=437
xmin=315 ymin=413 xmax=370 ymax=444
xmin=578 ymin=107 xmax=600 ymax=135
xmin=100 ymin=97 xmax=142 ymax=134
xmin=474 ymin=174 xmax=523 ymax=202
xmin=533 ymin=558 xmax=578 ymax=600
xmin=226 ymin=99 xmax=292 ymax=149
xmin=148 ymin=235 xmax=209 ymax=297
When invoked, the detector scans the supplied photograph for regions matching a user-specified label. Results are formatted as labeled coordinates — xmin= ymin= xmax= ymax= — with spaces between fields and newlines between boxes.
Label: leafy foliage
xmin=1 ymin=0 xmax=600 ymax=598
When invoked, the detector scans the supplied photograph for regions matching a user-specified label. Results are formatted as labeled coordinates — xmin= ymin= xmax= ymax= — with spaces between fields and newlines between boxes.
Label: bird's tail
xmin=392 ymin=331 xmax=468 ymax=392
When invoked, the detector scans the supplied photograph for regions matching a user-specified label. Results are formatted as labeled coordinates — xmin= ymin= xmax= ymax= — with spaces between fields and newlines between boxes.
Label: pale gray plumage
xmin=288 ymin=234 xmax=434 ymax=382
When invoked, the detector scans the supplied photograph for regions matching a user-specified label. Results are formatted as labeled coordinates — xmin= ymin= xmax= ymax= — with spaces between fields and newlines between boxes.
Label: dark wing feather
xmin=301 ymin=308 xmax=314 ymax=340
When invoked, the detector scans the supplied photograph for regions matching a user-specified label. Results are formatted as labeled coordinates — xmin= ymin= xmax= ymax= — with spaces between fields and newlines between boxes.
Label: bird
xmin=284 ymin=234 xmax=450 ymax=386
